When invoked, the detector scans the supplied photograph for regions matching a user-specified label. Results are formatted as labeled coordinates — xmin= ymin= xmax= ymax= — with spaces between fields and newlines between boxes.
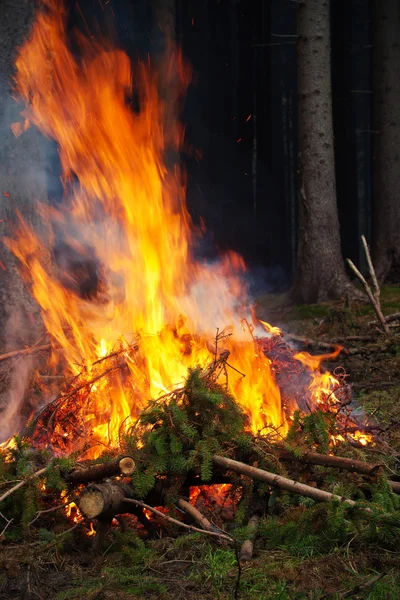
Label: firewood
xmin=66 ymin=456 xmax=135 ymax=484
xmin=276 ymin=449 xmax=382 ymax=476
xmin=177 ymin=497 xmax=214 ymax=532
xmin=212 ymin=455 xmax=362 ymax=507
xmin=124 ymin=498 xmax=233 ymax=542
xmin=76 ymin=482 xmax=126 ymax=519
xmin=239 ymin=514 xmax=260 ymax=562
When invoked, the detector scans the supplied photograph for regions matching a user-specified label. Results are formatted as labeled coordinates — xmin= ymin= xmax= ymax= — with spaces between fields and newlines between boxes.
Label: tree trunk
xmin=371 ymin=0 xmax=400 ymax=283
xmin=291 ymin=0 xmax=355 ymax=303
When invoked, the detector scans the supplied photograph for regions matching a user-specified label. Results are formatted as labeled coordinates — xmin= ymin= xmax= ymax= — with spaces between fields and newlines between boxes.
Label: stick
xmin=341 ymin=573 xmax=385 ymax=599
xmin=213 ymin=456 xmax=363 ymax=508
xmin=276 ymin=449 xmax=382 ymax=476
xmin=346 ymin=258 xmax=390 ymax=335
xmin=366 ymin=312 xmax=400 ymax=328
xmin=0 ymin=468 xmax=47 ymax=504
xmin=361 ymin=235 xmax=380 ymax=299
xmin=0 ymin=343 xmax=52 ymax=363
xmin=66 ymin=456 xmax=135 ymax=484
xmin=123 ymin=498 xmax=233 ymax=542
xmin=77 ymin=482 xmax=126 ymax=520
xmin=28 ymin=497 xmax=78 ymax=527
xmin=239 ymin=514 xmax=259 ymax=562
xmin=177 ymin=498 xmax=214 ymax=532
xmin=351 ymin=381 xmax=400 ymax=390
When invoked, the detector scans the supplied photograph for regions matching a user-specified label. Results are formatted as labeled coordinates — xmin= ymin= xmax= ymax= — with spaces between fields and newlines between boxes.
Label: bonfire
xmin=0 ymin=2 xmax=399 ymax=598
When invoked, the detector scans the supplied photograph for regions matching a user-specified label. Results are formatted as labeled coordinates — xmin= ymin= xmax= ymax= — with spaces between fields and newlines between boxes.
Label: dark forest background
xmin=65 ymin=0 xmax=372 ymax=290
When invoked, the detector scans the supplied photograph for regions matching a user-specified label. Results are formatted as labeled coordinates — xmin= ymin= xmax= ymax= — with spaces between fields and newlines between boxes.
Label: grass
xmin=1 ymin=288 xmax=400 ymax=600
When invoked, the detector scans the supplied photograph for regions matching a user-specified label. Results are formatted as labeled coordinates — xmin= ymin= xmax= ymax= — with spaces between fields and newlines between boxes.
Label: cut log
xmin=276 ymin=449 xmax=382 ymax=476
xmin=66 ymin=456 xmax=135 ymax=484
xmin=212 ymin=455 xmax=360 ymax=507
xmin=239 ymin=514 xmax=260 ymax=563
xmin=76 ymin=482 xmax=126 ymax=519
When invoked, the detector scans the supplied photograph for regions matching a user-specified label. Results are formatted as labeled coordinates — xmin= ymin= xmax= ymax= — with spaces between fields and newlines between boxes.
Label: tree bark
xmin=239 ymin=514 xmax=259 ymax=562
xmin=76 ymin=482 xmax=126 ymax=520
xmin=212 ymin=455 xmax=359 ymax=507
xmin=371 ymin=0 xmax=400 ymax=283
xmin=276 ymin=449 xmax=382 ymax=477
xmin=66 ymin=456 xmax=135 ymax=485
xmin=291 ymin=0 xmax=355 ymax=303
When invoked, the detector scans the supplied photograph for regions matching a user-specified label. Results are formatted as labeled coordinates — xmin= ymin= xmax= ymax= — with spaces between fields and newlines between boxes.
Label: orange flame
xmin=294 ymin=346 xmax=343 ymax=407
xmin=2 ymin=0 xmax=351 ymax=456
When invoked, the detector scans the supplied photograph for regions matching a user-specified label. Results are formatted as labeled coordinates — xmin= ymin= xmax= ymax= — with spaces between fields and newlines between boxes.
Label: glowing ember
xmin=0 ymin=0 xmax=350 ymax=456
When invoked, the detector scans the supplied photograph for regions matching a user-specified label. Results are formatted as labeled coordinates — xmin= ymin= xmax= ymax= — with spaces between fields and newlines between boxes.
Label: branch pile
xmin=1 ymin=361 xmax=399 ymax=560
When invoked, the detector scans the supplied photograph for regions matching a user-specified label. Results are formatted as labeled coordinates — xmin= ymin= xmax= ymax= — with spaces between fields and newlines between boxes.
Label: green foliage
xmin=124 ymin=366 xmax=249 ymax=499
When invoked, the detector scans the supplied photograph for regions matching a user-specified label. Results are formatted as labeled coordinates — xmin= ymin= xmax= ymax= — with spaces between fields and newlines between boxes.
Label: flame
xmin=1 ymin=0 xmax=353 ymax=456
xmin=1 ymin=0 xmax=292 ymax=455
xmin=294 ymin=346 xmax=343 ymax=407
xmin=190 ymin=484 xmax=232 ymax=507
xmin=259 ymin=320 xmax=282 ymax=337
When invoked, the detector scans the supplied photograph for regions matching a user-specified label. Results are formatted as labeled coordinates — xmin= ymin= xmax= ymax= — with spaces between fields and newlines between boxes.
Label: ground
xmin=0 ymin=285 xmax=400 ymax=600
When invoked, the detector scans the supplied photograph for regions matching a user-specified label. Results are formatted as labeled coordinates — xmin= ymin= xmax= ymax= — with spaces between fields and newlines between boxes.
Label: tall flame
xmin=3 ymin=0 xmax=294 ymax=454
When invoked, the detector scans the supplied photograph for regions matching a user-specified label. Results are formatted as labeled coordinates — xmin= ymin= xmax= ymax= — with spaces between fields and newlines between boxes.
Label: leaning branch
xmin=346 ymin=242 xmax=390 ymax=336
xmin=124 ymin=498 xmax=233 ymax=542
xmin=276 ymin=448 xmax=382 ymax=476
xmin=177 ymin=497 xmax=214 ymax=532
xmin=0 ymin=468 xmax=47 ymax=504
xmin=213 ymin=455 xmax=362 ymax=508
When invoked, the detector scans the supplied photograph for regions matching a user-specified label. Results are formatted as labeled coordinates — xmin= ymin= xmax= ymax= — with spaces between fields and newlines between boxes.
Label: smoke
xmin=0 ymin=309 xmax=40 ymax=441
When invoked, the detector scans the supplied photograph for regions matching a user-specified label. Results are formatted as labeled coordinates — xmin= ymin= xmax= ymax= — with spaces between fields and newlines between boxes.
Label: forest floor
xmin=1 ymin=285 xmax=400 ymax=600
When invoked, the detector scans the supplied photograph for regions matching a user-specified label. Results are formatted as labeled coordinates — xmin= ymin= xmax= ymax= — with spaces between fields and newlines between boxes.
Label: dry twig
xmin=346 ymin=237 xmax=390 ymax=335
xmin=123 ymin=498 xmax=233 ymax=542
